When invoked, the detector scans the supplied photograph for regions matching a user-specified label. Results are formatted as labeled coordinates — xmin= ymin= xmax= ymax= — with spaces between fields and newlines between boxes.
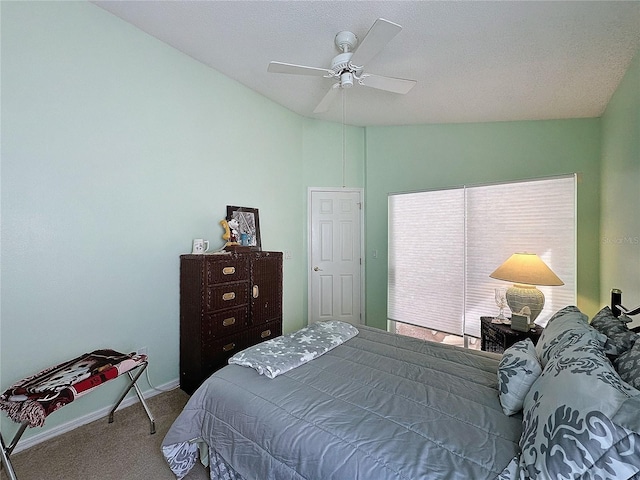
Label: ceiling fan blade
xmin=350 ymin=18 xmax=402 ymax=67
xmin=360 ymin=74 xmax=416 ymax=94
xmin=313 ymin=84 xmax=341 ymax=113
xmin=268 ymin=61 xmax=333 ymax=77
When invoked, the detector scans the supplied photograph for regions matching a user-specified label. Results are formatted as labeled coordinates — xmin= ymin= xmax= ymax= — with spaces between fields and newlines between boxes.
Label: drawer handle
xmin=222 ymin=292 xmax=236 ymax=301
xmin=252 ymin=285 xmax=259 ymax=298
xmin=222 ymin=317 xmax=236 ymax=327
xmin=223 ymin=342 xmax=236 ymax=352
xmin=222 ymin=266 xmax=236 ymax=275
xmin=260 ymin=329 xmax=271 ymax=338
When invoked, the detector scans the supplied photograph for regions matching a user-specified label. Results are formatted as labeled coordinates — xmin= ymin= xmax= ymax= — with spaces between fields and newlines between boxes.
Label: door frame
xmin=307 ymin=187 xmax=366 ymax=325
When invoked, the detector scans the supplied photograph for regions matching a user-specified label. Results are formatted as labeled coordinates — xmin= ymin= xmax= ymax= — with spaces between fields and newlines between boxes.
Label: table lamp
xmin=489 ymin=252 xmax=564 ymax=323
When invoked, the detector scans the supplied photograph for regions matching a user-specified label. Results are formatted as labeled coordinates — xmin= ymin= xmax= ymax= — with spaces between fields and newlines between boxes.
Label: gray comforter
xmin=162 ymin=325 xmax=522 ymax=479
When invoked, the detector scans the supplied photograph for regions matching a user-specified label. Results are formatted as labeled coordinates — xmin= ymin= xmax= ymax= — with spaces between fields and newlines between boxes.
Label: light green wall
xmin=364 ymin=120 xmax=602 ymax=329
xmin=1 ymin=1 xmax=308 ymax=440
xmin=600 ymin=49 xmax=640 ymax=326
xmin=302 ymin=119 xmax=365 ymax=189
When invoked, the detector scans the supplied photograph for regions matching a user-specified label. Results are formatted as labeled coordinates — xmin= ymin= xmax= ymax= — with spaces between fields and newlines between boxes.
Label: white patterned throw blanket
xmin=228 ymin=320 xmax=359 ymax=378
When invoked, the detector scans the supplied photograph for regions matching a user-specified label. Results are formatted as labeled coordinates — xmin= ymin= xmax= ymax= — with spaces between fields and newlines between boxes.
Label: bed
xmin=162 ymin=291 xmax=640 ymax=480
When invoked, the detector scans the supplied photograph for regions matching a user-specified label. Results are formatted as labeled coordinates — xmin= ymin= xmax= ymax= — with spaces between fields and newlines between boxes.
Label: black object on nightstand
xmin=480 ymin=316 xmax=543 ymax=354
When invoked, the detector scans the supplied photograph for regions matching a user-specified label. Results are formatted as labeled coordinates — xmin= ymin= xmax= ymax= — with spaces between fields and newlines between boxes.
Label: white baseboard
xmin=11 ymin=378 xmax=180 ymax=453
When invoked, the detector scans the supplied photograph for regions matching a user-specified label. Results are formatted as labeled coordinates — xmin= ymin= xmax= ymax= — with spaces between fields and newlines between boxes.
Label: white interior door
xmin=309 ymin=188 xmax=363 ymax=325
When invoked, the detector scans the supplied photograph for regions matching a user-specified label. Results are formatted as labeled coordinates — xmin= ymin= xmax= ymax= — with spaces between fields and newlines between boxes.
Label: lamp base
xmin=506 ymin=284 xmax=545 ymax=323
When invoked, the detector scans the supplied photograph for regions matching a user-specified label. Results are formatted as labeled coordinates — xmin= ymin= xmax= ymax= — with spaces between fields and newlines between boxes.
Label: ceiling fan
xmin=267 ymin=18 xmax=417 ymax=114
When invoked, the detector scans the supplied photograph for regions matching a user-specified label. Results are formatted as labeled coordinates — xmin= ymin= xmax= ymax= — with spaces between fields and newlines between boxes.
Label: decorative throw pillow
xmin=497 ymin=338 xmax=542 ymax=415
xmin=534 ymin=306 xmax=606 ymax=367
xmin=615 ymin=341 xmax=640 ymax=390
xmin=519 ymin=336 xmax=640 ymax=478
xmin=591 ymin=306 xmax=639 ymax=356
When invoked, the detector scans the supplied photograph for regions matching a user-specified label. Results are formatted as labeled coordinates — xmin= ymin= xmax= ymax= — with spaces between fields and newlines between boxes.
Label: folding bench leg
xmin=1 ymin=421 xmax=28 ymax=480
xmin=108 ymin=361 xmax=156 ymax=434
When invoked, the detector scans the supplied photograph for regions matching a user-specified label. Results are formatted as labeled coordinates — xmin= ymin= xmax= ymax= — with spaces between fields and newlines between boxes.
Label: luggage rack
xmin=0 ymin=349 xmax=155 ymax=480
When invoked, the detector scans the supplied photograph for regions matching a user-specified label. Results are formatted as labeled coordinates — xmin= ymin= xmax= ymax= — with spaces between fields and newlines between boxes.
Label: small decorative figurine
xmin=228 ymin=218 xmax=240 ymax=244
xmin=219 ymin=218 xmax=239 ymax=248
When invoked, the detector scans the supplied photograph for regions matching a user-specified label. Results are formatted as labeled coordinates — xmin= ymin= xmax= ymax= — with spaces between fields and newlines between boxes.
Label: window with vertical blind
xmin=388 ymin=175 xmax=576 ymax=339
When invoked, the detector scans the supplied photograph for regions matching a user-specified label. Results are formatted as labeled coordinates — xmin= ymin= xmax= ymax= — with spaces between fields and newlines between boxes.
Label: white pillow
xmin=497 ymin=338 xmax=542 ymax=415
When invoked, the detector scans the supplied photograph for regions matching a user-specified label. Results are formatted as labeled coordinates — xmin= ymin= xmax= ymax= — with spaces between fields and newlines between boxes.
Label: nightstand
xmin=480 ymin=316 xmax=543 ymax=354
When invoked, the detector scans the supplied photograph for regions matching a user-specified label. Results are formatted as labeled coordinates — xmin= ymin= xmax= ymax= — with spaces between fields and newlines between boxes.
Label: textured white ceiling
xmin=93 ymin=1 xmax=640 ymax=127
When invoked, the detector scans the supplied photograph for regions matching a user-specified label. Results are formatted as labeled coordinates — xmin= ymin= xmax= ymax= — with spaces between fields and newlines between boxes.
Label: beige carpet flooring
xmin=1 ymin=388 xmax=209 ymax=480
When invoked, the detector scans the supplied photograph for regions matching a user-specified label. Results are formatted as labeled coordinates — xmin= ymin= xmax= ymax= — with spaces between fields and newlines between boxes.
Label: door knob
xmin=314 ymin=266 xmax=323 ymax=271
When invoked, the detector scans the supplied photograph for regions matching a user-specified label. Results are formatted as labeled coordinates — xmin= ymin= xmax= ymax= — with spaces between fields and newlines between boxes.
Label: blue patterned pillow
xmin=497 ymin=339 xmax=542 ymax=416
xmin=615 ymin=341 xmax=640 ymax=390
xmin=535 ymin=306 xmax=606 ymax=367
xmin=591 ymin=306 xmax=638 ymax=356
xmin=519 ymin=335 xmax=640 ymax=478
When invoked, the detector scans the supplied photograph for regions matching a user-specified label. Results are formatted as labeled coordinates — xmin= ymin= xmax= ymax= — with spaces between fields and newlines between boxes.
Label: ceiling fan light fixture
xmin=340 ymin=72 xmax=354 ymax=88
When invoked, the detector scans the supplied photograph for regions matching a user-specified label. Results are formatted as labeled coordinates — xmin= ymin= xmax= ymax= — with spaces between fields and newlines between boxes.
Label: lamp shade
xmin=489 ymin=253 xmax=564 ymax=286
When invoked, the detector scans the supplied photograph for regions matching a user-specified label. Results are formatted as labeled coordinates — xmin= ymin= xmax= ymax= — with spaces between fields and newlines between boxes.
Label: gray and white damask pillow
xmin=519 ymin=334 xmax=640 ymax=479
xmin=591 ymin=306 xmax=638 ymax=356
xmin=497 ymin=338 xmax=542 ymax=416
xmin=615 ymin=341 xmax=640 ymax=390
xmin=534 ymin=306 xmax=606 ymax=367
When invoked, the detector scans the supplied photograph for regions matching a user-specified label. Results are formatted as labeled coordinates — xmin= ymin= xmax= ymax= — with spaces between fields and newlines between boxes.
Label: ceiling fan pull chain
xmin=342 ymin=88 xmax=347 ymax=188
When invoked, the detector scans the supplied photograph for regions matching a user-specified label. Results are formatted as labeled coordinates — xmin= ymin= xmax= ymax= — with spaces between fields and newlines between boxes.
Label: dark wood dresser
xmin=480 ymin=316 xmax=543 ymax=354
xmin=180 ymin=251 xmax=283 ymax=393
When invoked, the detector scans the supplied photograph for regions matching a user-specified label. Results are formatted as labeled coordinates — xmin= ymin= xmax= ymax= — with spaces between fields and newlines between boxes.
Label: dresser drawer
xmin=205 ymin=283 xmax=249 ymax=311
xmin=205 ymin=256 xmax=249 ymax=285
xmin=202 ymin=333 xmax=248 ymax=373
xmin=481 ymin=321 xmax=508 ymax=353
xmin=202 ymin=306 xmax=248 ymax=341
xmin=247 ymin=319 xmax=282 ymax=344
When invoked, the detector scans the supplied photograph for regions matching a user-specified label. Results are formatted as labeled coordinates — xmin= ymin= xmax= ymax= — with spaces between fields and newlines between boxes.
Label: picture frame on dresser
xmin=227 ymin=205 xmax=261 ymax=250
